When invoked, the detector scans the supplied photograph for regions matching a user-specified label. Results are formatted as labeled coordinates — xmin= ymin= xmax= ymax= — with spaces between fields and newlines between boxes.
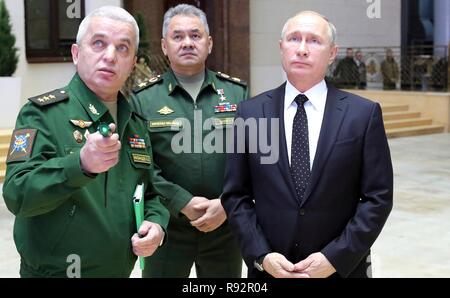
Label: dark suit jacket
xmin=221 ymin=82 xmax=393 ymax=278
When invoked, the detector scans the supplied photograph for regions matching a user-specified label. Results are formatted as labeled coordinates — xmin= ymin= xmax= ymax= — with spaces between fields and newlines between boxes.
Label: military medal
xmin=73 ymin=130 xmax=83 ymax=143
xmin=214 ymin=102 xmax=237 ymax=113
xmin=217 ymin=89 xmax=227 ymax=101
xmin=89 ymin=104 xmax=100 ymax=115
xmin=129 ymin=134 xmax=146 ymax=149
xmin=214 ymin=88 xmax=236 ymax=112
xmin=70 ymin=119 xmax=93 ymax=128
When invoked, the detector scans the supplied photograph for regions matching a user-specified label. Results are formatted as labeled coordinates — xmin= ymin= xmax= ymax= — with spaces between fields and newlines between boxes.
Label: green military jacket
xmin=2 ymin=73 xmax=169 ymax=277
xmin=131 ymin=69 xmax=248 ymax=217
xmin=381 ymin=58 xmax=399 ymax=83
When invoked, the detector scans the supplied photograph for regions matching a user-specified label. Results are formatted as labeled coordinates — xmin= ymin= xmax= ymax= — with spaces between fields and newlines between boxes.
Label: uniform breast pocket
xmin=334 ymin=135 xmax=360 ymax=146
xmin=148 ymin=119 xmax=184 ymax=150
xmin=211 ymin=116 xmax=235 ymax=130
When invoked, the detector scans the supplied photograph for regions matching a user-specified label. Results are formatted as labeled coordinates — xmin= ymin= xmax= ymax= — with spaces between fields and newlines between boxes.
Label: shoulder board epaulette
xmin=28 ymin=88 xmax=69 ymax=106
xmin=133 ymin=75 xmax=162 ymax=93
xmin=216 ymin=72 xmax=247 ymax=86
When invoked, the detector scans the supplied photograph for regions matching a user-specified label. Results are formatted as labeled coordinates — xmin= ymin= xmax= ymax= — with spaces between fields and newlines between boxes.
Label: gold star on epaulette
xmin=217 ymin=71 xmax=230 ymax=79
xmin=28 ymin=89 xmax=69 ymax=106
xmin=133 ymin=75 xmax=162 ymax=93
xmin=138 ymin=81 xmax=148 ymax=88
xmin=216 ymin=71 xmax=247 ymax=86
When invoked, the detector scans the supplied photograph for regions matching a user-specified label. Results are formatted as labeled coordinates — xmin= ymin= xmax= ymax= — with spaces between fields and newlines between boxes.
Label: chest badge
xmin=129 ymin=134 xmax=146 ymax=149
xmin=214 ymin=102 xmax=237 ymax=113
xmin=89 ymin=104 xmax=100 ymax=116
xmin=70 ymin=119 xmax=93 ymax=128
xmin=214 ymin=88 xmax=236 ymax=113
xmin=73 ymin=130 xmax=83 ymax=143
xmin=158 ymin=106 xmax=174 ymax=115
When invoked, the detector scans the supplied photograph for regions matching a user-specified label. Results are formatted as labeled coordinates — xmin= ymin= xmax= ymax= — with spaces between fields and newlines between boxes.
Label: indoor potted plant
xmin=0 ymin=0 xmax=20 ymax=128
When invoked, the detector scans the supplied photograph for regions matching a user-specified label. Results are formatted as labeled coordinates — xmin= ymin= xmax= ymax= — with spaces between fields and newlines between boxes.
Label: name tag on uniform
xmin=213 ymin=117 xmax=234 ymax=127
xmin=131 ymin=153 xmax=152 ymax=165
xmin=148 ymin=120 xmax=182 ymax=128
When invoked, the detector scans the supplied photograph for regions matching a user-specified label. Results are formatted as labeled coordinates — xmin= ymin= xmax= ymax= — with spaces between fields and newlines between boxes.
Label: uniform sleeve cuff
xmin=62 ymin=150 xmax=95 ymax=188
xmin=163 ymin=187 xmax=193 ymax=218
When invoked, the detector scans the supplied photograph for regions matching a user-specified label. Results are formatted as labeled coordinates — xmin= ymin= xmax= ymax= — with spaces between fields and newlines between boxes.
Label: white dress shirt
xmin=284 ymin=80 xmax=328 ymax=169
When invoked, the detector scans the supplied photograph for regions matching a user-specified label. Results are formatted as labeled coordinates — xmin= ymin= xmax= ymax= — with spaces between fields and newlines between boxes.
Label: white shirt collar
xmin=284 ymin=79 xmax=328 ymax=112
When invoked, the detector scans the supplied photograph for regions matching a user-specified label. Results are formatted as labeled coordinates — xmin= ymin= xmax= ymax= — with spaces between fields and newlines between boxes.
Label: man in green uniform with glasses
xmin=132 ymin=4 xmax=248 ymax=277
xmin=2 ymin=6 xmax=168 ymax=277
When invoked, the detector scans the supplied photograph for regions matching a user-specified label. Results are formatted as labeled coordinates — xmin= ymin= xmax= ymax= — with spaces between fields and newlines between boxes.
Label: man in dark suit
xmin=221 ymin=11 xmax=393 ymax=278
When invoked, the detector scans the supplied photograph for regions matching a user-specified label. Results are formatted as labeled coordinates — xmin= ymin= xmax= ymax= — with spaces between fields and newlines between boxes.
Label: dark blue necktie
xmin=290 ymin=94 xmax=311 ymax=201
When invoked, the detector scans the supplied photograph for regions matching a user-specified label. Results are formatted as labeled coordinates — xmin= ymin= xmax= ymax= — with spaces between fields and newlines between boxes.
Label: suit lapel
xmin=263 ymin=83 xmax=298 ymax=202
xmin=301 ymin=84 xmax=348 ymax=206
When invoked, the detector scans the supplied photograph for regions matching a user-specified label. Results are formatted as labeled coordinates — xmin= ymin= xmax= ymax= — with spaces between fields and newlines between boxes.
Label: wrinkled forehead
xmin=285 ymin=14 xmax=330 ymax=38
xmin=86 ymin=17 xmax=135 ymax=39
xmin=168 ymin=14 xmax=206 ymax=33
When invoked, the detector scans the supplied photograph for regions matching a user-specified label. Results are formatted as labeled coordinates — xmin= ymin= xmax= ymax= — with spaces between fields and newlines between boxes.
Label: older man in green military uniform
xmin=132 ymin=4 xmax=248 ymax=277
xmin=2 ymin=6 xmax=168 ymax=277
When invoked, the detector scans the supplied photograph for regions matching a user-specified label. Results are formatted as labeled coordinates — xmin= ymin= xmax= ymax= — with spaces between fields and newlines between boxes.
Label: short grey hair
xmin=76 ymin=6 xmax=139 ymax=54
xmin=281 ymin=11 xmax=337 ymax=46
xmin=162 ymin=4 xmax=209 ymax=38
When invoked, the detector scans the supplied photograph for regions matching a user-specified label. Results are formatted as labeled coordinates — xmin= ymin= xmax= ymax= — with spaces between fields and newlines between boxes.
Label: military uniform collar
xmin=68 ymin=73 xmax=133 ymax=137
xmin=203 ymin=69 xmax=218 ymax=92
xmin=68 ymin=73 xmax=115 ymax=122
xmin=165 ymin=68 xmax=217 ymax=95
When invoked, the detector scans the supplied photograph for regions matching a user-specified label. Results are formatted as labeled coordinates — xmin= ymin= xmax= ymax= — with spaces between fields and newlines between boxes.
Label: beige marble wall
xmin=350 ymin=90 xmax=450 ymax=132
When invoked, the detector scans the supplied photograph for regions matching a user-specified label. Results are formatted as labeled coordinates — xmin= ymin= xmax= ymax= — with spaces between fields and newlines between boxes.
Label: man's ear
xmin=329 ymin=44 xmax=338 ymax=65
xmin=130 ymin=56 xmax=137 ymax=74
xmin=71 ymin=44 xmax=79 ymax=66
xmin=161 ymin=38 xmax=167 ymax=56
xmin=208 ymin=36 xmax=213 ymax=54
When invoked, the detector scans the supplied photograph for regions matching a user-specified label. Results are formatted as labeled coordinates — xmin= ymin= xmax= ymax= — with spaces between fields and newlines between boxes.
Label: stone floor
xmin=1 ymin=133 xmax=450 ymax=278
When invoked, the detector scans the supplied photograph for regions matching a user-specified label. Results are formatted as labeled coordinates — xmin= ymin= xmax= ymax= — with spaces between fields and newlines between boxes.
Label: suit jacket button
xmin=299 ymin=208 xmax=306 ymax=216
